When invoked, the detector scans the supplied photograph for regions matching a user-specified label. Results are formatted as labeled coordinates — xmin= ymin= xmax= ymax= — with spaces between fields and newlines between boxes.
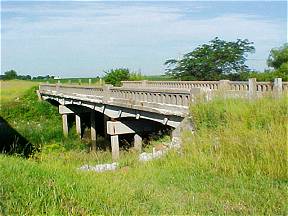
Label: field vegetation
xmin=0 ymin=81 xmax=287 ymax=215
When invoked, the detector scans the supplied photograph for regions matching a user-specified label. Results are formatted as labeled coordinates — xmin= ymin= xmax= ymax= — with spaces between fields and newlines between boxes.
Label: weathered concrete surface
xmin=111 ymin=135 xmax=119 ymax=161
xmin=62 ymin=114 xmax=68 ymax=137
xmin=75 ymin=114 xmax=81 ymax=138
xmin=90 ymin=111 xmax=97 ymax=150
xmin=133 ymin=134 xmax=142 ymax=152
xmin=79 ymin=163 xmax=118 ymax=172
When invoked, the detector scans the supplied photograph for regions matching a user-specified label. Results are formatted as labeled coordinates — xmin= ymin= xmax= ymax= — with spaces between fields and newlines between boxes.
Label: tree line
xmin=0 ymin=70 xmax=54 ymax=81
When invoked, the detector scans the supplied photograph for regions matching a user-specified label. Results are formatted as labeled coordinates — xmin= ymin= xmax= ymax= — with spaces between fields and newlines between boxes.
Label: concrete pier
xmin=104 ymin=115 xmax=109 ymax=138
xmin=90 ymin=111 xmax=97 ymax=150
xmin=62 ymin=114 xmax=68 ymax=137
xmin=75 ymin=114 xmax=81 ymax=138
xmin=134 ymin=133 xmax=142 ymax=152
xmin=111 ymin=135 xmax=119 ymax=161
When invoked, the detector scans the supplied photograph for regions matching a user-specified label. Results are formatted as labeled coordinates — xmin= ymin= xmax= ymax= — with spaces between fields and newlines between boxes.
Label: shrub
xmin=103 ymin=68 xmax=130 ymax=86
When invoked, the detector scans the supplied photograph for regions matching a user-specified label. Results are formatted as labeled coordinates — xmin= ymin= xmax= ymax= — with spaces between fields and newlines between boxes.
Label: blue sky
xmin=1 ymin=1 xmax=287 ymax=78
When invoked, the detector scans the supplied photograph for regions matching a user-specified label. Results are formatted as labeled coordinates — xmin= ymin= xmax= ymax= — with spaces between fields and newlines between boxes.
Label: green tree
xmin=165 ymin=37 xmax=255 ymax=80
xmin=267 ymin=44 xmax=288 ymax=80
xmin=267 ymin=43 xmax=288 ymax=70
xmin=103 ymin=68 xmax=130 ymax=86
xmin=3 ymin=70 xmax=17 ymax=80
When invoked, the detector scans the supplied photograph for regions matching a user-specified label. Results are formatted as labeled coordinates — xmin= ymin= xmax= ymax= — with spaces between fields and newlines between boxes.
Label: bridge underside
xmin=42 ymin=95 xmax=183 ymax=161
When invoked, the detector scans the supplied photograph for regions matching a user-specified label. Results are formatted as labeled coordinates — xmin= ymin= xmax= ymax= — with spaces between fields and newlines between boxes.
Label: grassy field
xmin=0 ymin=80 xmax=287 ymax=215
xmin=0 ymin=80 xmax=39 ymax=104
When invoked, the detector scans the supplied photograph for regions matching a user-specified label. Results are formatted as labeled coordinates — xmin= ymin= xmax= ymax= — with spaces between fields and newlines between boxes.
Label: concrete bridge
xmin=38 ymin=78 xmax=286 ymax=160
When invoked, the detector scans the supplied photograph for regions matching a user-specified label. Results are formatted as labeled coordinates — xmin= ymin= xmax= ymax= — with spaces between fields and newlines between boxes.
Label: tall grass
xmin=184 ymin=96 xmax=287 ymax=180
xmin=0 ymin=81 xmax=287 ymax=214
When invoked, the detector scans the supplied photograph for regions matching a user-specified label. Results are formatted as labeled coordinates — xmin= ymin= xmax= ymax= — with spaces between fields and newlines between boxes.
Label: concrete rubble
xmin=78 ymin=162 xmax=118 ymax=173
xmin=139 ymin=137 xmax=181 ymax=162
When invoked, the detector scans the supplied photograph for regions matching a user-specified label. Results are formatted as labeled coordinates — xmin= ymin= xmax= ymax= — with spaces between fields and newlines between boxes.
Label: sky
xmin=1 ymin=1 xmax=287 ymax=78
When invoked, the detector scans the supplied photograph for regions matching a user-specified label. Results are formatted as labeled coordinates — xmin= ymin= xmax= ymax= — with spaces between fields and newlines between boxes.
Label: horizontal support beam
xmin=59 ymin=105 xmax=90 ymax=114
xmin=107 ymin=118 xmax=171 ymax=135
xmin=107 ymin=121 xmax=135 ymax=135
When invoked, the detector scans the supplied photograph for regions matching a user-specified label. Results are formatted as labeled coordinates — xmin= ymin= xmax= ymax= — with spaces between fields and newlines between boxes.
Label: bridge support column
xmin=62 ymin=114 xmax=68 ymax=137
xmin=111 ymin=135 xmax=119 ymax=161
xmin=103 ymin=115 xmax=109 ymax=138
xmin=134 ymin=133 xmax=142 ymax=152
xmin=91 ymin=111 xmax=97 ymax=151
xmin=75 ymin=114 xmax=81 ymax=138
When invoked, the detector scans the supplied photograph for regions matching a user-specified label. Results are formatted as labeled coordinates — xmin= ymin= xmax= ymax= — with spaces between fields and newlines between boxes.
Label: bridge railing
xmin=121 ymin=78 xmax=288 ymax=93
xmin=39 ymin=84 xmax=104 ymax=96
xmin=39 ymin=84 xmax=195 ymax=108
xmin=121 ymin=80 xmax=219 ymax=90
xmin=110 ymin=87 xmax=192 ymax=106
xmin=39 ymin=78 xmax=286 ymax=111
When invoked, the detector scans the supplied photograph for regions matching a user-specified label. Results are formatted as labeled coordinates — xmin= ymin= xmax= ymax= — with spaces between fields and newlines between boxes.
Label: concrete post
xmin=90 ymin=111 xmax=97 ymax=150
xmin=68 ymin=80 xmax=71 ymax=84
xmin=219 ymin=80 xmax=230 ymax=91
xmin=75 ymin=114 xmax=81 ymax=138
xmin=36 ymin=90 xmax=42 ymax=101
xmin=62 ymin=114 xmax=68 ymax=137
xmin=103 ymin=85 xmax=112 ymax=103
xmin=142 ymin=80 xmax=148 ymax=88
xmin=103 ymin=115 xmax=109 ymax=138
xmin=249 ymin=78 xmax=257 ymax=99
xmin=111 ymin=135 xmax=119 ymax=161
xmin=273 ymin=78 xmax=282 ymax=97
xmin=89 ymin=79 xmax=92 ymax=85
xmin=134 ymin=133 xmax=142 ymax=152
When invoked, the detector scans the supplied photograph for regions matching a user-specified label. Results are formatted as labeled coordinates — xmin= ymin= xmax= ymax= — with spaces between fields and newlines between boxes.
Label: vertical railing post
xmin=89 ymin=79 xmax=92 ymax=85
xmin=218 ymin=80 xmax=230 ymax=98
xmin=273 ymin=78 xmax=282 ymax=97
xmin=103 ymin=84 xmax=112 ymax=103
xmin=249 ymin=78 xmax=257 ymax=99
xmin=142 ymin=80 xmax=148 ymax=88
xmin=219 ymin=80 xmax=230 ymax=91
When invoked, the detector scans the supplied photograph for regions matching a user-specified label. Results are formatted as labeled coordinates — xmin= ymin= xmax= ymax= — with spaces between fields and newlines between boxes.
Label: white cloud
xmin=1 ymin=2 xmax=286 ymax=76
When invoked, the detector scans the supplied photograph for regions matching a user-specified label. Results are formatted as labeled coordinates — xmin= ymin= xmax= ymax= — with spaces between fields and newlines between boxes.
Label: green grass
xmin=0 ymin=80 xmax=39 ymax=104
xmin=0 ymin=81 xmax=287 ymax=215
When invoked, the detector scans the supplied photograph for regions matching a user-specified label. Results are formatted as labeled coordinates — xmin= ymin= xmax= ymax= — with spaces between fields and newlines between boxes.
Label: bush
xmin=103 ymin=68 xmax=130 ymax=86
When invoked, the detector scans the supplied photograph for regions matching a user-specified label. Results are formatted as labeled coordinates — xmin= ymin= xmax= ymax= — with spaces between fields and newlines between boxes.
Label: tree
xmin=267 ymin=43 xmax=288 ymax=69
xmin=3 ymin=70 xmax=17 ymax=80
xmin=267 ymin=43 xmax=288 ymax=73
xmin=103 ymin=68 xmax=130 ymax=86
xmin=165 ymin=37 xmax=255 ymax=80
